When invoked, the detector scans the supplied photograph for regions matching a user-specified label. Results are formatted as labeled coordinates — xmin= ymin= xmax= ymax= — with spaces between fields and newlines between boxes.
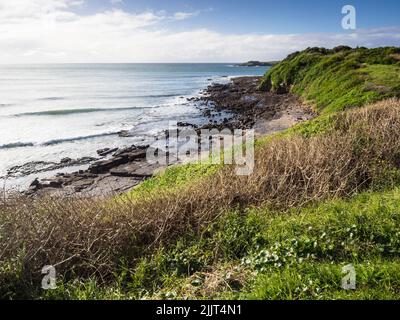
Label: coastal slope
xmin=260 ymin=46 xmax=400 ymax=113
xmin=1 ymin=46 xmax=400 ymax=300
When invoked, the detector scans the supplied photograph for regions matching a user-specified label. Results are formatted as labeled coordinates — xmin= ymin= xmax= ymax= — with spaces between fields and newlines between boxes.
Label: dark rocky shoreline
xmin=19 ymin=76 xmax=315 ymax=197
xmin=26 ymin=145 xmax=162 ymax=196
xmin=198 ymin=77 xmax=315 ymax=134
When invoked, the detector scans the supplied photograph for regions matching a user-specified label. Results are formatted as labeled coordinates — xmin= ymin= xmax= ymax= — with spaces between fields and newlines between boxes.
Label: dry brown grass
xmin=390 ymin=53 xmax=400 ymax=61
xmin=1 ymin=98 xmax=400 ymax=284
xmin=152 ymin=264 xmax=250 ymax=299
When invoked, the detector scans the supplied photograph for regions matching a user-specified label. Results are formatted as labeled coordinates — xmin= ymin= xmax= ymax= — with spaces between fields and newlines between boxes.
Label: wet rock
xmin=27 ymin=177 xmax=63 ymax=194
xmin=97 ymin=148 xmax=118 ymax=157
xmin=8 ymin=161 xmax=56 ymax=177
xmin=8 ymin=156 xmax=97 ymax=178
xmin=110 ymin=163 xmax=155 ymax=179
xmin=78 ymin=157 xmax=97 ymax=163
xmin=119 ymin=130 xmax=134 ymax=137
xmin=275 ymin=84 xmax=288 ymax=95
xmin=74 ymin=180 xmax=94 ymax=192
xmin=89 ymin=157 xmax=127 ymax=174
xmin=240 ymin=95 xmax=258 ymax=103
xmin=29 ymin=178 xmax=40 ymax=189
xmin=89 ymin=147 xmax=148 ymax=174
xmin=203 ymin=109 xmax=212 ymax=117
xmin=49 ymin=180 xmax=63 ymax=188
xmin=177 ymin=122 xmax=198 ymax=128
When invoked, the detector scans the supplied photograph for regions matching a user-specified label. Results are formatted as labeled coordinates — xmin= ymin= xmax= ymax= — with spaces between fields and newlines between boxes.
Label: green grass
xmin=39 ymin=188 xmax=400 ymax=300
xmin=361 ymin=64 xmax=400 ymax=90
xmin=246 ymin=188 xmax=400 ymax=267
xmin=186 ymin=188 xmax=400 ymax=300
xmin=285 ymin=113 xmax=335 ymax=137
xmin=245 ymin=259 xmax=400 ymax=300
xmin=121 ymin=161 xmax=221 ymax=200
xmin=121 ymin=138 xmax=254 ymax=200
xmin=260 ymin=46 xmax=400 ymax=114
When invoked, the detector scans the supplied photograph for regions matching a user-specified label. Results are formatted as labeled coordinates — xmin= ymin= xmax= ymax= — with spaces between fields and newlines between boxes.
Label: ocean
xmin=0 ymin=63 xmax=269 ymax=189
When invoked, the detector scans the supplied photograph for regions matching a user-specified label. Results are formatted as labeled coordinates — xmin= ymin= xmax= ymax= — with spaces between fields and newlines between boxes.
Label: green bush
xmin=260 ymin=46 xmax=400 ymax=113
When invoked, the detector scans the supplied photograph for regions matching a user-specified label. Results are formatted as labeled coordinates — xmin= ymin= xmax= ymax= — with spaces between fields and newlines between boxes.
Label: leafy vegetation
xmin=38 ymin=188 xmax=400 ymax=300
xmin=260 ymin=46 xmax=400 ymax=113
xmin=121 ymin=161 xmax=220 ymax=201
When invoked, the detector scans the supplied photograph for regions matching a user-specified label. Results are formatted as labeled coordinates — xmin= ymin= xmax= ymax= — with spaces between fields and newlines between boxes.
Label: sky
xmin=0 ymin=0 xmax=399 ymax=63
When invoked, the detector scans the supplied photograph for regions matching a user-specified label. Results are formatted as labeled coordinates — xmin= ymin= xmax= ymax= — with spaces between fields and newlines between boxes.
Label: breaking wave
xmin=0 ymin=132 xmax=120 ymax=150
xmin=14 ymin=106 xmax=152 ymax=117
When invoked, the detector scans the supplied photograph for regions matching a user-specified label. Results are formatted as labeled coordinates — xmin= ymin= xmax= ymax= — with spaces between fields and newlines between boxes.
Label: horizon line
xmin=0 ymin=62 xmax=275 ymax=65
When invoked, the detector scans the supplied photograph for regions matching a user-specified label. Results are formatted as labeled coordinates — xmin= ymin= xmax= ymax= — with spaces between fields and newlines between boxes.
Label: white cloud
xmin=0 ymin=0 xmax=82 ymax=21
xmin=0 ymin=0 xmax=398 ymax=63
xmin=173 ymin=11 xmax=199 ymax=21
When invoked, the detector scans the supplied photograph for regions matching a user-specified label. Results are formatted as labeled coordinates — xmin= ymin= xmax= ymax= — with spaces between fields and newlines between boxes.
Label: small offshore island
xmin=235 ymin=60 xmax=280 ymax=67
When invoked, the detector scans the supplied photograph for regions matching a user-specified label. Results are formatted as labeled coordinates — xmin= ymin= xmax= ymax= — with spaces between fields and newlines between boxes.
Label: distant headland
xmin=235 ymin=60 xmax=280 ymax=67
